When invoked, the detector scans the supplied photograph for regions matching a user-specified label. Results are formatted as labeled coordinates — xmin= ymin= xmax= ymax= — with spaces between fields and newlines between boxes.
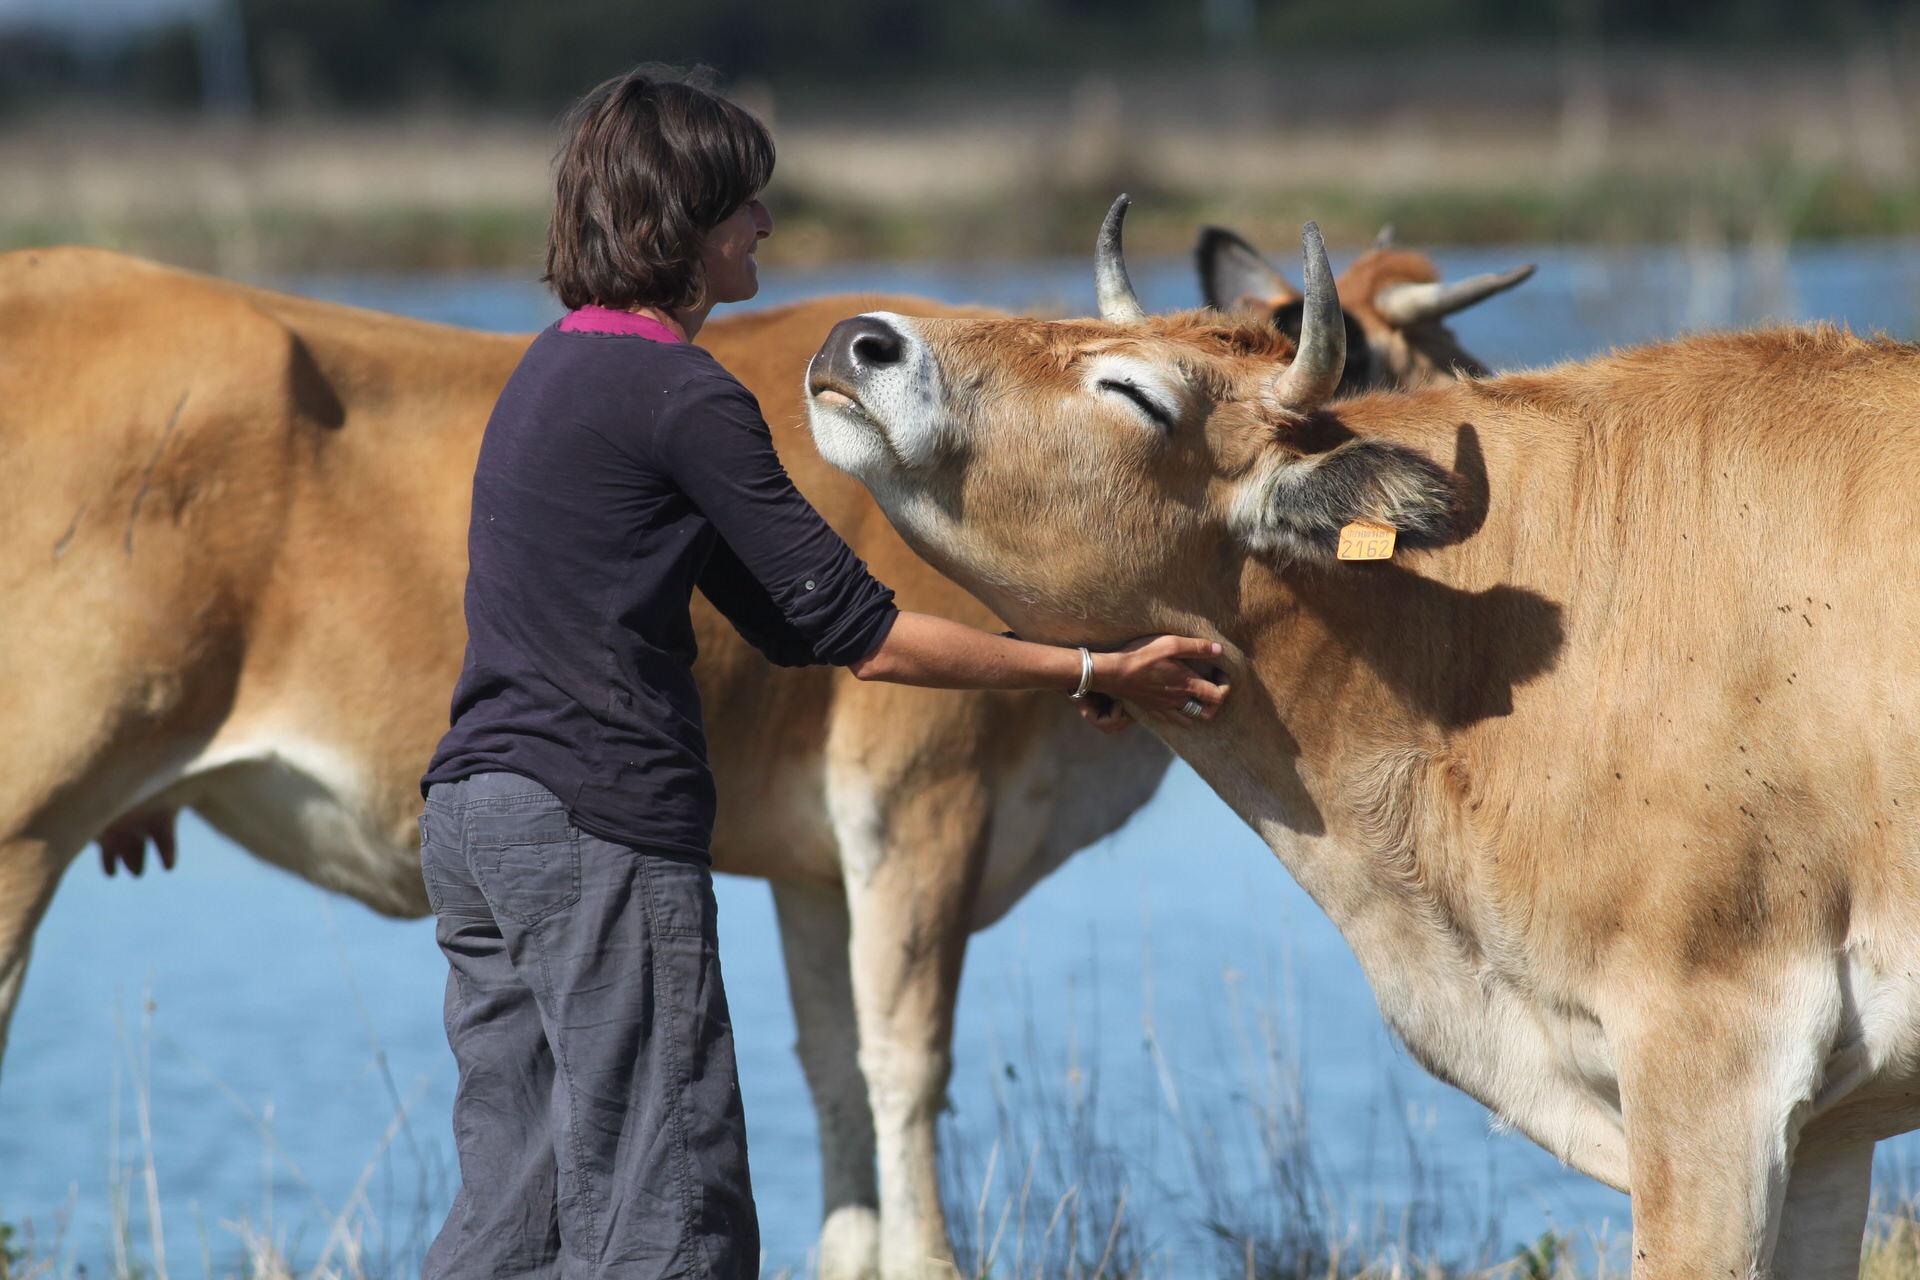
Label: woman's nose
xmin=753 ymin=201 xmax=773 ymax=238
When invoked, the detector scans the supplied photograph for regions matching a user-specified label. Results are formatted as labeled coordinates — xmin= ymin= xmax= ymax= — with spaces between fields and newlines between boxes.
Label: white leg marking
xmin=1768 ymin=1138 xmax=1873 ymax=1280
xmin=773 ymin=881 xmax=879 ymax=1280
xmin=828 ymin=760 xmax=965 ymax=1279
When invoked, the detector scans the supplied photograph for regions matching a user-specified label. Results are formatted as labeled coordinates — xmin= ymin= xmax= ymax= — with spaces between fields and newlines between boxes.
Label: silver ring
xmin=1180 ymin=698 xmax=1206 ymax=720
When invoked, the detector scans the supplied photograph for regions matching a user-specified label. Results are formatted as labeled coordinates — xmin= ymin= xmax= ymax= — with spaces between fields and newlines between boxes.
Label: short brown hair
xmin=544 ymin=66 xmax=775 ymax=312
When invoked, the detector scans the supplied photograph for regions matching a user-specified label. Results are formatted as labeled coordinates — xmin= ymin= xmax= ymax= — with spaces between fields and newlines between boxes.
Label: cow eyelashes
xmin=1098 ymin=378 xmax=1174 ymax=429
xmin=1085 ymin=352 xmax=1181 ymax=428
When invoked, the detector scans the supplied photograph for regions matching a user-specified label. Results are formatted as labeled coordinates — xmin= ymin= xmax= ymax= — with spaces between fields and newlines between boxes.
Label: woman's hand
xmin=1090 ymin=636 xmax=1231 ymax=724
xmin=847 ymin=613 xmax=1229 ymax=726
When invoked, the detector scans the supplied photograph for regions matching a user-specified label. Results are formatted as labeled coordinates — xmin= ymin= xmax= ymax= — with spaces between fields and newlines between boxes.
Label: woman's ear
xmin=1230 ymin=437 xmax=1459 ymax=560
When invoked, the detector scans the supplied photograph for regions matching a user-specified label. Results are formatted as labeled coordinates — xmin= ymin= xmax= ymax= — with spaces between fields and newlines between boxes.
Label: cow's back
xmin=0 ymin=253 xmax=1046 ymax=893
xmin=1328 ymin=329 xmax=1920 ymax=1029
xmin=0 ymin=248 xmax=359 ymax=837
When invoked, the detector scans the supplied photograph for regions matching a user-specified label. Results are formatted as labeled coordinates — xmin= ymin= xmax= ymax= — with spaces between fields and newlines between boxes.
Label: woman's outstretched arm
xmin=848 ymin=612 xmax=1230 ymax=723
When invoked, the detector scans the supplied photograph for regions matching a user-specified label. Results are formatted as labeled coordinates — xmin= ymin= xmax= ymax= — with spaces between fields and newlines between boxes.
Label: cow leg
xmin=1619 ymin=1069 xmax=1789 ymax=1278
xmin=1767 ymin=1137 xmax=1873 ymax=1280
xmin=1615 ymin=974 xmax=1841 ymax=1280
xmin=0 ymin=832 xmax=82 ymax=1075
xmin=833 ymin=770 xmax=989 ymax=1280
xmin=0 ymin=729 xmax=154 ymax=1077
xmin=772 ymin=879 xmax=880 ymax=1280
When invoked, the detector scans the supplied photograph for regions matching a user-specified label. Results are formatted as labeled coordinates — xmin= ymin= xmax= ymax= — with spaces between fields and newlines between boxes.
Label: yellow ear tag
xmin=1337 ymin=520 xmax=1397 ymax=561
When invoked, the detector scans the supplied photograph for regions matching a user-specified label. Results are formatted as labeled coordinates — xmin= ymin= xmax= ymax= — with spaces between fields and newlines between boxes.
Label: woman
xmin=418 ymin=66 xmax=1229 ymax=1279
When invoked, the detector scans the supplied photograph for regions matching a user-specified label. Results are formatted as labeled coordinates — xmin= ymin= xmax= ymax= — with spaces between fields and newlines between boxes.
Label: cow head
xmin=806 ymin=196 xmax=1465 ymax=643
xmin=1196 ymin=223 xmax=1531 ymax=391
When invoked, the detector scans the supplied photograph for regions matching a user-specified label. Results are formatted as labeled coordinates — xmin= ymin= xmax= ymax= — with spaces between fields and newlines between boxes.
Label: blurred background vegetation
xmin=4 ymin=0 xmax=1919 ymax=270
xmin=6 ymin=0 xmax=1919 ymax=111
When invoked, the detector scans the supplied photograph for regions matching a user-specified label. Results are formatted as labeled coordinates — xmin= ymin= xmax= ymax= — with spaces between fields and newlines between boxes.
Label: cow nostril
xmin=815 ymin=314 xmax=907 ymax=393
xmin=852 ymin=328 xmax=903 ymax=366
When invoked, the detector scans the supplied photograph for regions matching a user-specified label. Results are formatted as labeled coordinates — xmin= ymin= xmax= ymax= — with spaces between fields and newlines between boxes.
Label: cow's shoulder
xmin=2 ymin=246 xmax=323 ymax=407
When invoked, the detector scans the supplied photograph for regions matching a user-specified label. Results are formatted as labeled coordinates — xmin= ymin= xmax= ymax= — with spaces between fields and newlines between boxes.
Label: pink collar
xmin=558 ymin=305 xmax=684 ymax=342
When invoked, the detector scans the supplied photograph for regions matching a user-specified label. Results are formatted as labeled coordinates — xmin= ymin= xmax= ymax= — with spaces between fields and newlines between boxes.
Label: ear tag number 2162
xmin=1337 ymin=520 xmax=1397 ymax=561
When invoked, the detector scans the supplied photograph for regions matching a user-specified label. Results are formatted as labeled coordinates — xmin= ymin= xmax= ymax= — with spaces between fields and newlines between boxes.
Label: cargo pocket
xmin=638 ymin=853 xmax=718 ymax=941
xmin=469 ymin=807 xmax=582 ymax=927
xmin=419 ymin=806 xmax=491 ymax=921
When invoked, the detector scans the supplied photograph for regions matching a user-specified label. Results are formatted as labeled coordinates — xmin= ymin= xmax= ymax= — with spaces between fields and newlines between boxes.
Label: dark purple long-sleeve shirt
xmin=422 ymin=306 xmax=899 ymax=859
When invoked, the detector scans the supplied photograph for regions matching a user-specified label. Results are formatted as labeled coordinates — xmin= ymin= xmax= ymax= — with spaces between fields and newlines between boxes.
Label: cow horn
xmin=1373 ymin=223 xmax=1397 ymax=249
xmin=1373 ymin=264 xmax=1536 ymax=326
xmin=1094 ymin=194 xmax=1147 ymax=324
xmin=1270 ymin=221 xmax=1345 ymax=412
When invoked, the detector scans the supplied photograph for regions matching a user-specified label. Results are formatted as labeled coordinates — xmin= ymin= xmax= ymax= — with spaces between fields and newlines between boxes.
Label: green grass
xmin=9 ymin=159 xmax=1920 ymax=280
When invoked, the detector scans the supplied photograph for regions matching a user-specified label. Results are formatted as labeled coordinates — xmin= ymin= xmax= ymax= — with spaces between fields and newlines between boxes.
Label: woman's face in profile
xmin=700 ymin=197 xmax=774 ymax=306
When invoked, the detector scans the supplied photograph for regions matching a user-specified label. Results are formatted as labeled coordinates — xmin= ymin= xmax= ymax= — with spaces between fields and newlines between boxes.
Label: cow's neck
xmin=1159 ymin=545 xmax=1619 ymax=1176
xmin=1187 ymin=561 xmax=1495 ymax=958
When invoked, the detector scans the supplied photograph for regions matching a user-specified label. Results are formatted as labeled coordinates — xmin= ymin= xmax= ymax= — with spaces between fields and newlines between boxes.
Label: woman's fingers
xmin=1097 ymin=634 xmax=1233 ymax=724
xmin=1131 ymin=634 xmax=1222 ymax=666
xmin=1146 ymin=665 xmax=1228 ymax=702
xmin=1078 ymin=699 xmax=1133 ymax=734
xmin=1128 ymin=687 xmax=1220 ymax=723
xmin=1158 ymin=674 xmax=1229 ymax=719
xmin=1185 ymin=676 xmax=1230 ymax=705
xmin=1168 ymin=688 xmax=1227 ymax=718
xmin=1167 ymin=636 xmax=1225 ymax=661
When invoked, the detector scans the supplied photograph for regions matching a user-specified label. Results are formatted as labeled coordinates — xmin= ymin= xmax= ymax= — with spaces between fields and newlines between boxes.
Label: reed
xmin=9 ymin=969 xmax=1920 ymax=1278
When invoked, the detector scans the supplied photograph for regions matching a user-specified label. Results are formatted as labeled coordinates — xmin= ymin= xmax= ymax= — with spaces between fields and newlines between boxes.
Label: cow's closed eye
xmin=1098 ymin=378 xmax=1174 ymax=429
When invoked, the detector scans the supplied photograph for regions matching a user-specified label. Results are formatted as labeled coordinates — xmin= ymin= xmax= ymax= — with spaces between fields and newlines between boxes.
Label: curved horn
xmin=1373 ymin=264 xmax=1535 ymax=327
xmin=1270 ymin=221 xmax=1345 ymax=412
xmin=1373 ymin=223 xmax=1397 ymax=250
xmin=1094 ymin=193 xmax=1147 ymax=324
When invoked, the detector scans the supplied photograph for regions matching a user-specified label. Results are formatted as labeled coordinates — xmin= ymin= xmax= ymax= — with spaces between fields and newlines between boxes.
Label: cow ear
xmin=1195 ymin=226 xmax=1300 ymax=312
xmin=1231 ymin=437 xmax=1458 ymax=560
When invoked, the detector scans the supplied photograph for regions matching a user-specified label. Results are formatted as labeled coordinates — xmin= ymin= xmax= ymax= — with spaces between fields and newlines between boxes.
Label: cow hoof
xmin=817 ymin=1204 xmax=879 ymax=1280
xmin=877 ymin=1232 xmax=960 ymax=1280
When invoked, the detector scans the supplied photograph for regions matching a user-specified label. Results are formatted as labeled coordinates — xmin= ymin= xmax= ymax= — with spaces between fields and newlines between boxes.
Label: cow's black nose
xmin=812 ymin=315 xmax=906 ymax=396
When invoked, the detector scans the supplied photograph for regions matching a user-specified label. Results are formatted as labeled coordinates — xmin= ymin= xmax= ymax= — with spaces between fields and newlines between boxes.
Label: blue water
xmin=7 ymin=241 xmax=1920 ymax=1276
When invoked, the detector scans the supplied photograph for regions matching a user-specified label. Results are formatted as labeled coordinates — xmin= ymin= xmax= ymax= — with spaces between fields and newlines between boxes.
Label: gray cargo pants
xmin=420 ymin=771 xmax=757 ymax=1279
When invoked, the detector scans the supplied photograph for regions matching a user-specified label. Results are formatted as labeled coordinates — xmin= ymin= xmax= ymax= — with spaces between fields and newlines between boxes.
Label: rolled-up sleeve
xmin=661 ymin=372 xmax=898 ymax=667
xmin=696 ymin=536 xmax=827 ymax=668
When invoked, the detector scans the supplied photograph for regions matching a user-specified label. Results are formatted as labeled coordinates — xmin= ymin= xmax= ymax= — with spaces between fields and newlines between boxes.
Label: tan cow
xmin=0 ymin=237 xmax=1518 ymax=1280
xmin=804 ymin=198 xmax=1920 ymax=1279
